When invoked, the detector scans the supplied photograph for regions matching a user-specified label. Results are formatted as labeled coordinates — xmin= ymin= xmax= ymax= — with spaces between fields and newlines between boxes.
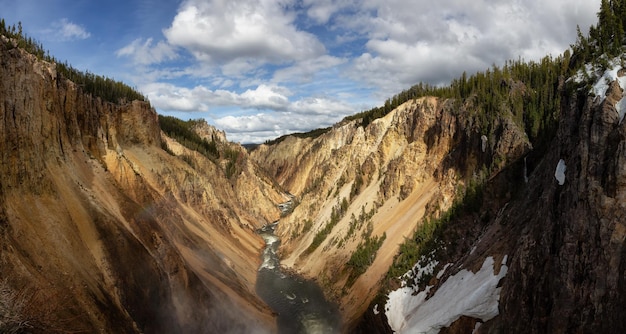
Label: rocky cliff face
xmin=253 ymin=60 xmax=626 ymax=332
xmin=252 ymin=95 xmax=531 ymax=328
xmin=486 ymin=72 xmax=626 ymax=332
xmin=353 ymin=66 xmax=626 ymax=333
xmin=4 ymin=26 xmax=625 ymax=333
xmin=0 ymin=36 xmax=281 ymax=333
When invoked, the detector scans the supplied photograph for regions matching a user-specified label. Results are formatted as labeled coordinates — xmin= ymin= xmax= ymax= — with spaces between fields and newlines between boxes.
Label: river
xmin=255 ymin=221 xmax=341 ymax=334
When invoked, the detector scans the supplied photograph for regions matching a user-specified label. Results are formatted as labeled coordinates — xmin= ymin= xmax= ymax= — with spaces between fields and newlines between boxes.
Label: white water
xmin=256 ymin=218 xmax=340 ymax=333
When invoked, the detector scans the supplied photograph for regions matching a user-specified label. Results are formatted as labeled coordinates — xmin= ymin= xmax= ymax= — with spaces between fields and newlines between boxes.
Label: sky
xmin=2 ymin=0 xmax=601 ymax=143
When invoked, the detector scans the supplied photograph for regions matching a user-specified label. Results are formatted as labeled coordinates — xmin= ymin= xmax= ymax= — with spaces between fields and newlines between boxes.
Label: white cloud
xmin=120 ymin=0 xmax=601 ymax=143
xmin=272 ymin=55 xmax=347 ymax=83
xmin=212 ymin=95 xmax=357 ymax=143
xmin=142 ymin=79 xmax=357 ymax=143
xmin=290 ymin=96 xmax=355 ymax=115
xmin=341 ymin=0 xmax=601 ymax=95
xmin=163 ymin=0 xmax=326 ymax=76
xmin=45 ymin=18 xmax=90 ymax=41
xmin=116 ymin=38 xmax=178 ymax=65
xmin=143 ymin=82 xmax=292 ymax=113
xmin=302 ymin=0 xmax=355 ymax=24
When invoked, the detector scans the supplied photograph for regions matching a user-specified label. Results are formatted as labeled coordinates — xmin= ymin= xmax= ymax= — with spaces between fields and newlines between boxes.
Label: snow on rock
xmin=436 ymin=263 xmax=452 ymax=279
xmin=616 ymin=96 xmax=626 ymax=124
xmin=581 ymin=57 xmax=626 ymax=124
xmin=385 ymin=256 xmax=508 ymax=334
xmin=373 ymin=304 xmax=379 ymax=315
xmin=591 ymin=65 xmax=621 ymax=100
xmin=481 ymin=135 xmax=488 ymax=153
xmin=555 ymin=159 xmax=567 ymax=186
xmin=400 ymin=253 xmax=439 ymax=287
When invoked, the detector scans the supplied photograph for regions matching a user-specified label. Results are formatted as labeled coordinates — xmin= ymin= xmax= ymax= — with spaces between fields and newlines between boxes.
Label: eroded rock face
xmin=357 ymin=77 xmax=626 ymax=333
xmin=487 ymin=79 xmax=626 ymax=333
xmin=252 ymin=96 xmax=531 ymax=328
xmin=0 ymin=37 xmax=279 ymax=333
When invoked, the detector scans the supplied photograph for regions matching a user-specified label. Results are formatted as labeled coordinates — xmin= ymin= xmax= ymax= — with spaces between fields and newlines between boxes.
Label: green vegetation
xmin=262 ymin=127 xmax=332 ymax=146
xmin=222 ymin=146 xmax=243 ymax=179
xmin=345 ymin=55 xmax=568 ymax=150
xmin=343 ymin=205 xmax=376 ymax=243
xmin=302 ymin=198 xmax=349 ymax=255
xmin=158 ymin=115 xmax=244 ymax=179
xmin=290 ymin=219 xmax=314 ymax=239
xmin=158 ymin=116 xmax=220 ymax=160
xmin=382 ymin=0 xmax=626 ymax=289
xmin=0 ymin=19 xmax=147 ymax=104
xmin=346 ymin=231 xmax=386 ymax=287
xmin=570 ymin=0 xmax=626 ymax=69
xmin=343 ymin=0 xmax=626 ymax=150
xmin=386 ymin=180 xmax=484 ymax=283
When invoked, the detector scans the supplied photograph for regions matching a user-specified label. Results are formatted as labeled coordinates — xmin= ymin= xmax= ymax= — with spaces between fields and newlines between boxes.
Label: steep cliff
xmin=486 ymin=65 xmax=626 ymax=332
xmin=353 ymin=51 xmax=626 ymax=334
xmin=0 ymin=35 xmax=282 ymax=333
xmin=253 ymin=47 xmax=626 ymax=334
xmin=3 ymin=7 xmax=626 ymax=332
xmin=252 ymin=95 xmax=531 ymax=328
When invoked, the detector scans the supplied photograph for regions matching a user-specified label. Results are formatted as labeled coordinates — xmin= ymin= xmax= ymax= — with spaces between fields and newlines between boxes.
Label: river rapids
xmin=256 ymin=221 xmax=341 ymax=334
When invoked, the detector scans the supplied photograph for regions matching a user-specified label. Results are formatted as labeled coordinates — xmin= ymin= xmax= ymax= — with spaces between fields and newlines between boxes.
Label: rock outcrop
xmin=0 ymin=36 xmax=281 ymax=333
xmin=4 ymin=22 xmax=626 ymax=333
xmin=252 ymin=96 xmax=531 ymax=328
xmin=253 ymin=60 xmax=626 ymax=333
xmin=485 ymin=72 xmax=626 ymax=333
xmin=353 ymin=61 xmax=626 ymax=334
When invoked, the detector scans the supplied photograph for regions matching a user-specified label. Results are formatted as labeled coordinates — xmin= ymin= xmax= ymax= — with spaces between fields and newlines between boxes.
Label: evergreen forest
xmin=0 ymin=19 xmax=147 ymax=104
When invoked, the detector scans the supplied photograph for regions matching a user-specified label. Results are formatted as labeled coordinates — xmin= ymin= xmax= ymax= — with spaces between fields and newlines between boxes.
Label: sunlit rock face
xmin=357 ymin=63 xmax=626 ymax=333
xmin=254 ymin=57 xmax=626 ymax=333
xmin=0 ymin=36 xmax=281 ymax=333
xmin=4 ymin=26 xmax=626 ymax=334
xmin=252 ymin=95 xmax=530 ymax=329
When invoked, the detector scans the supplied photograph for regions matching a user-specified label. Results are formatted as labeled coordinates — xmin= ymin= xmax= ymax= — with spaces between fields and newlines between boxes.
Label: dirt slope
xmin=0 ymin=36 xmax=281 ymax=333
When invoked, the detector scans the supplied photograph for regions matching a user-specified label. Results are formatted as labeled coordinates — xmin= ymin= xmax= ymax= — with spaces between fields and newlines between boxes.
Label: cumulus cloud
xmin=213 ymin=101 xmax=352 ymax=143
xmin=126 ymin=0 xmax=601 ymax=142
xmin=45 ymin=18 xmax=90 ymax=41
xmin=272 ymin=55 xmax=347 ymax=83
xmin=163 ymin=0 xmax=327 ymax=76
xmin=302 ymin=0 xmax=354 ymax=24
xmin=337 ymin=0 xmax=600 ymax=95
xmin=212 ymin=95 xmax=357 ymax=143
xmin=116 ymin=38 xmax=178 ymax=65
xmin=143 ymin=80 xmax=357 ymax=143
xmin=143 ymin=82 xmax=292 ymax=113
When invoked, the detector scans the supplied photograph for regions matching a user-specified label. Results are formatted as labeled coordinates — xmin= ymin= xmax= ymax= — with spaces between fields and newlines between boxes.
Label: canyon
xmin=2 ymin=16 xmax=626 ymax=334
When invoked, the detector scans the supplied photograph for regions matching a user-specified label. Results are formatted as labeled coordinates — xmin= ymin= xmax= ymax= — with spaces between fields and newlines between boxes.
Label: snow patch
xmin=591 ymin=66 xmax=620 ymax=100
xmin=472 ymin=322 xmax=482 ymax=334
xmin=436 ymin=263 xmax=452 ymax=279
xmin=554 ymin=159 xmax=566 ymax=185
xmin=480 ymin=135 xmax=488 ymax=153
xmin=616 ymin=96 xmax=626 ymax=124
xmin=575 ymin=57 xmax=626 ymax=121
xmin=385 ymin=256 xmax=508 ymax=334
xmin=400 ymin=252 xmax=439 ymax=288
xmin=373 ymin=304 xmax=379 ymax=315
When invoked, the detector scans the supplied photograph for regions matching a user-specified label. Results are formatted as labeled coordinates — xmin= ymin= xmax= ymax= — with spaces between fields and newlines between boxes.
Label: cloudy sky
xmin=3 ymin=0 xmax=600 ymax=143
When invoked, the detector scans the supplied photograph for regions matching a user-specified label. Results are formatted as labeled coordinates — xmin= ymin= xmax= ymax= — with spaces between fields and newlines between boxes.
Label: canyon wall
xmin=0 ymin=36 xmax=282 ymax=333
xmin=252 ymin=95 xmax=531 ymax=328
xmin=354 ymin=61 xmax=626 ymax=334
xmin=254 ymin=62 xmax=626 ymax=332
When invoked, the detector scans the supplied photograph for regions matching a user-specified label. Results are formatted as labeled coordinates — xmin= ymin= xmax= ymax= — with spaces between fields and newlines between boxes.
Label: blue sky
xmin=2 ymin=0 xmax=600 ymax=143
